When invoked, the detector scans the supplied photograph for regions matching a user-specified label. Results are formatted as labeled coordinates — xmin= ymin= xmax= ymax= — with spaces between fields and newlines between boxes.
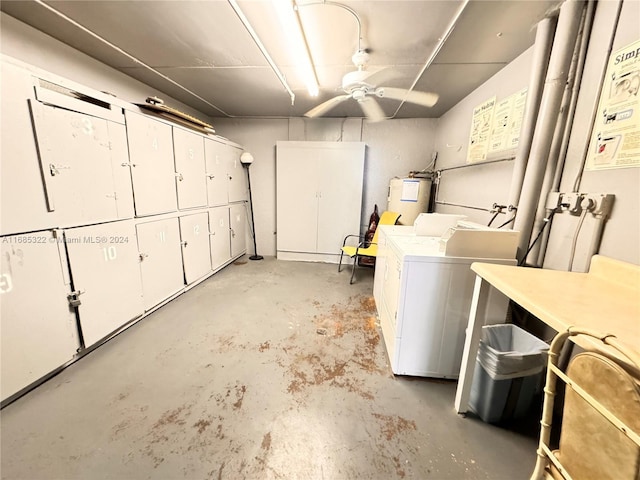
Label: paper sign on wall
xmin=467 ymin=97 xmax=496 ymax=163
xmin=586 ymin=39 xmax=640 ymax=170
xmin=467 ymin=89 xmax=528 ymax=164
xmin=400 ymin=179 xmax=420 ymax=202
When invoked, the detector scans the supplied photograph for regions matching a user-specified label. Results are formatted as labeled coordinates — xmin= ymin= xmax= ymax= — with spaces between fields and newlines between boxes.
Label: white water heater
xmin=387 ymin=177 xmax=432 ymax=225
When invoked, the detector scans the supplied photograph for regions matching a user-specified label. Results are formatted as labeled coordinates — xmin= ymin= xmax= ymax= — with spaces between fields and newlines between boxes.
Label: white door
xmin=125 ymin=111 xmax=177 ymax=216
xmin=227 ymin=146 xmax=247 ymax=203
xmin=1 ymin=230 xmax=80 ymax=400
xmin=136 ymin=218 xmax=184 ymax=310
xmin=65 ymin=220 xmax=144 ymax=347
xmin=204 ymin=138 xmax=229 ymax=207
xmin=208 ymin=207 xmax=231 ymax=271
xmin=230 ymin=203 xmax=247 ymax=258
xmin=173 ymin=128 xmax=207 ymax=210
xmin=276 ymin=146 xmax=319 ymax=253
xmin=31 ymin=103 xmax=120 ymax=225
xmin=316 ymin=143 xmax=365 ymax=253
xmin=179 ymin=213 xmax=212 ymax=285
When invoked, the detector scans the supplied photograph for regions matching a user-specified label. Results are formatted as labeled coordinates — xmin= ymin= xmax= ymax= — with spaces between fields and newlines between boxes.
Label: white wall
xmin=433 ymin=46 xmax=535 ymax=225
xmin=433 ymin=0 xmax=639 ymax=270
xmin=215 ymin=117 xmax=437 ymax=256
xmin=544 ymin=0 xmax=640 ymax=269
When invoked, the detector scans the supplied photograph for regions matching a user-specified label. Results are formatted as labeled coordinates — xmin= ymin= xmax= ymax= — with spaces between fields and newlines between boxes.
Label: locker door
xmin=179 ymin=213 xmax=212 ymax=285
xmin=136 ymin=218 xmax=184 ymax=310
xmin=230 ymin=203 xmax=247 ymax=258
xmin=1 ymin=230 xmax=80 ymax=400
xmin=125 ymin=111 xmax=177 ymax=216
xmin=208 ymin=207 xmax=231 ymax=271
xmin=107 ymin=123 xmax=135 ymax=219
xmin=316 ymin=144 xmax=365 ymax=254
xmin=204 ymin=138 xmax=229 ymax=207
xmin=227 ymin=146 xmax=248 ymax=203
xmin=173 ymin=128 xmax=207 ymax=210
xmin=65 ymin=221 xmax=144 ymax=348
xmin=31 ymin=103 xmax=120 ymax=225
xmin=1 ymin=64 xmax=63 ymax=235
xmin=276 ymin=148 xmax=319 ymax=253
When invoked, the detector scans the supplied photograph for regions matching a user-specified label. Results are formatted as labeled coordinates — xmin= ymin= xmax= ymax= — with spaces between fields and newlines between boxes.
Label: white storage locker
xmin=64 ymin=221 xmax=144 ymax=347
xmin=1 ymin=63 xmax=62 ymax=235
xmin=108 ymin=123 xmax=136 ymax=220
xmin=179 ymin=213 xmax=212 ymax=284
xmin=230 ymin=203 xmax=247 ymax=258
xmin=136 ymin=218 xmax=185 ymax=311
xmin=0 ymin=230 xmax=80 ymax=401
xmin=208 ymin=207 xmax=231 ymax=271
xmin=30 ymin=102 xmax=133 ymax=227
xmin=227 ymin=146 xmax=248 ymax=203
xmin=204 ymin=138 xmax=229 ymax=207
xmin=125 ymin=110 xmax=178 ymax=216
xmin=173 ymin=128 xmax=207 ymax=210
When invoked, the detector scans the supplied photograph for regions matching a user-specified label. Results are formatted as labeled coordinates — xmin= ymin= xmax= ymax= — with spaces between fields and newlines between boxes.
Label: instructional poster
xmin=586 ymin=39 xmax=640 ymax=170
xmin=467 ymin=96 xmax=495 ymax=163
xmin=467 ymin=89 xmax=527 ymax=163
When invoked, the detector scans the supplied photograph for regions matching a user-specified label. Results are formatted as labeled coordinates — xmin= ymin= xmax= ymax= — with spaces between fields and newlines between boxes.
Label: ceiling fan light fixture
xmin=273 ymin=0 xmax=319 ymax=97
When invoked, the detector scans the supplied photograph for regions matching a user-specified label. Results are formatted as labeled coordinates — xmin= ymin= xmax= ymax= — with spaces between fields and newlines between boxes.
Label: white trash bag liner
xmin=476 ymin=324 xmax=549 ymax=380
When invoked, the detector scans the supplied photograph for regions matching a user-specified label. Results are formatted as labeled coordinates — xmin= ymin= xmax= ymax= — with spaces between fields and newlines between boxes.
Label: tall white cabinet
xmin=276 ymin=141 xmax=365 ymax=263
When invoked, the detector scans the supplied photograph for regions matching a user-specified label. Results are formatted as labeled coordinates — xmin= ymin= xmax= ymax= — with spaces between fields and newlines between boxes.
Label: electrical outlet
xmin=562 ymin=193 xmax=584 ymax=214
xmin=545 ymin=192 xmax=562 ymax=210
xmin=588 ymin=193 xmax=615 ymax=217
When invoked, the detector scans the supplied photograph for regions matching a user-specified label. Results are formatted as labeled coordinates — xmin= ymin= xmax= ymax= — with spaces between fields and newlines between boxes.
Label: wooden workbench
xmin=454 ymin=255 xmax=640 ymax=413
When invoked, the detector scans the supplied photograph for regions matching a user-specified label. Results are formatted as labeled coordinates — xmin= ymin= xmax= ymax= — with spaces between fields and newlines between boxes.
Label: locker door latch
xmin=230 ymin=227 xmax=236 ymax=238
xmin=49 ymin=164 xmax=71 ymax=176
xmin=67 ymin=290 xmax=85 ymax=308
xmin=175 ymin=172 xmax=184 ymax=181
xmin=181 ymin=240 xmax=188 ymax=248
xmin=139 ymin=253 xmax=149 ymax=261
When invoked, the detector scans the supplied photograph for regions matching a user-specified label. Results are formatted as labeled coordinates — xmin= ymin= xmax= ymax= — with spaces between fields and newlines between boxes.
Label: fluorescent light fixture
xmin=273 ymin=0 xmax=319 ymax=97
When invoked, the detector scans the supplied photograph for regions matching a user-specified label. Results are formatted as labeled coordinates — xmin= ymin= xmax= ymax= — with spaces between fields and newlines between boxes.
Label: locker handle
xmin=207 ymin=174 xmax=215 ymax=179
xmin=175 ymin=173 xmax=184 ymax=181
xmin=139 ymin=253 xmax=149 ymax=261
xmin=181 ymin=241 xmax=188 ymax=247
xmin=49 ymin=163 xmax=71 ymax=176
xmin=121 ymin=162 xmax=137 ymax=167
xmin=67 ymin=290 xmax=85 ymax=308
xmin=209 ymin=231 xmax=216 ymax=236
xmin=230 ymin=227 xmax=236 ymax=238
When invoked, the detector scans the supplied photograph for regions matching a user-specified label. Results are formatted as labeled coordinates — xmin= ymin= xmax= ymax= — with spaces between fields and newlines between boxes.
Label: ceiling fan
xmin=304 ymin=49 xmax=439 ymax=122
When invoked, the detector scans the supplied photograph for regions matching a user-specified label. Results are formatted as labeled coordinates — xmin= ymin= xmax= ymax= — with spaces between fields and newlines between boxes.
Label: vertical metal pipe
xmin=513 ymin=0 xmax=585 ymax=262
xmin=506 ymin=15 xmax=557 ymax=210
xmin=536 ymin=0 xmax=596 ymax=267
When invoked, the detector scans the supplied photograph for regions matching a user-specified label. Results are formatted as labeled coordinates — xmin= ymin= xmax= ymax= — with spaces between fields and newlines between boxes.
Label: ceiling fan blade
xmin=360 ymin=67 xmax=402 ymax=87
xmin=304 ymin=94 xmax=351 ymax=118
xmin=358 ymin=97 xmax=386 ymax=122
xmin=376 ymin=87 xmax=439 ymax=107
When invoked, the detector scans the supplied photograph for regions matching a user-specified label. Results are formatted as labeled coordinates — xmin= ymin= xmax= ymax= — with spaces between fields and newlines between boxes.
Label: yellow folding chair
xmin=338 ymin=211 xmax=401 ymax=284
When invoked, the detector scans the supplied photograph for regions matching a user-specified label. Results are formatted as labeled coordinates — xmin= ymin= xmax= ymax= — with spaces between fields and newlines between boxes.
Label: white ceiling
xmin=1 ymin=0 xmax=560 ymax=119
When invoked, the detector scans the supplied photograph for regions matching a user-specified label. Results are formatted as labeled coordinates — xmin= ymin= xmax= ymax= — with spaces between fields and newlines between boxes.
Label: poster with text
xmin=467 ymin=96 xmax=496 ymax=163
xmin=487 ymin=88 xmax=528 ymax=154
xmin=586 ymin=39 xmax=640 ymax=170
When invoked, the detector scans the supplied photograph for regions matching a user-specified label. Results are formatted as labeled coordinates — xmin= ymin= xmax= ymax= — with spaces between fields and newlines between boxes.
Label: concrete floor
xmin=1 ymin=257 xmax=539 ymax=479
